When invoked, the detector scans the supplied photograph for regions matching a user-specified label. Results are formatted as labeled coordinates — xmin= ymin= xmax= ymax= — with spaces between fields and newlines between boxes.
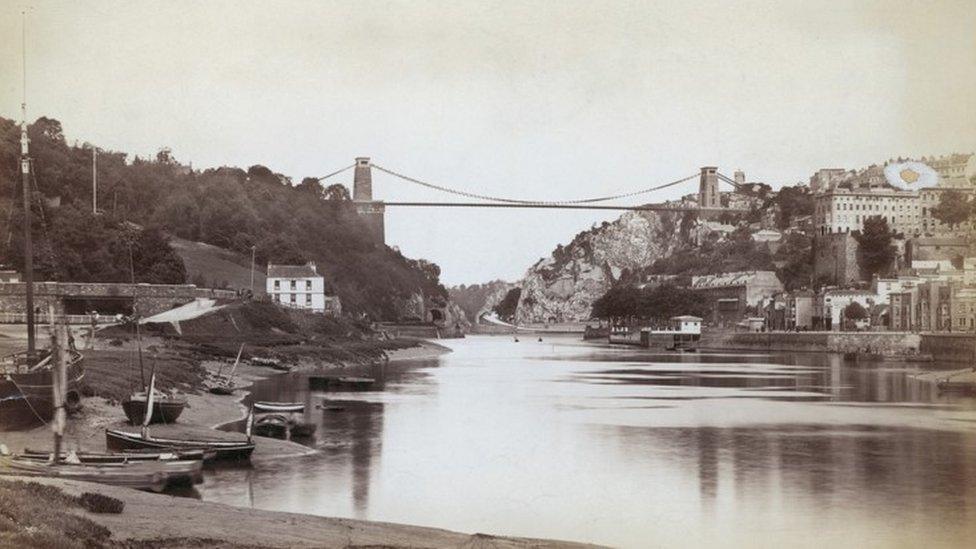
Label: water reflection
xmin=199 ymin=337 xmax=976 ymax=548
xmin=321 ymin=399 xmax=384 ymax=516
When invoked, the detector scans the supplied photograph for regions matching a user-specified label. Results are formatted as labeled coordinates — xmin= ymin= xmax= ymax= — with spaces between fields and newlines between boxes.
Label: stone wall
xmin=0 ymin=282 xmax=235 ymax=317
xmin=707 ymin=331 xmax=923 ymax=356
xmin=920 ymin=333 xmax=976 ymax=363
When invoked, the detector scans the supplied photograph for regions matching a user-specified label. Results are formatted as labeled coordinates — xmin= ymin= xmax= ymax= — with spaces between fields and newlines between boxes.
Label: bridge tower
xmin=698 ymin=166 xmax=720 ymax=209
xmin=353 ymin=157 xmax=386 ymax=245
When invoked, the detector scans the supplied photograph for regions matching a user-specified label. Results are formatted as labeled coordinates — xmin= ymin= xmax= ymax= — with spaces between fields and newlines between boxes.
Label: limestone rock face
xmin=515 ymin=209 xmax=695 ymax=323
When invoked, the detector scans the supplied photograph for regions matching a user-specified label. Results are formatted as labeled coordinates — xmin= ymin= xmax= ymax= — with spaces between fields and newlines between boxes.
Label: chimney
xmin=353 ymin=157 xmax=372 ymax=201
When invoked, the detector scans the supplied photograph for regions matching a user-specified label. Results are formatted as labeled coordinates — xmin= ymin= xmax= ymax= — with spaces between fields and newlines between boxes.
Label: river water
xmin=199 ymin=335 xmax=976 ymax=548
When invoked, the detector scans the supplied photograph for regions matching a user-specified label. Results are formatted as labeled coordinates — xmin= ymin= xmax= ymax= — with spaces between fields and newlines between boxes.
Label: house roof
xmin=267 ymin=263 xmax=320 ymax=278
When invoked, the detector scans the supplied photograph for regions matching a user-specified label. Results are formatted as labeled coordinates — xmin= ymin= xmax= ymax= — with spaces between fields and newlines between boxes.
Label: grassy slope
xmin=0 ymin=480 xmax=113 ymax=549
xmin=170 ymin=237 xmax=267 ymax=294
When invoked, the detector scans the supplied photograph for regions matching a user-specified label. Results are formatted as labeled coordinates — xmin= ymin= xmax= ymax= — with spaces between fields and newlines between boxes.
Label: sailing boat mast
xmin=20 ymin=11 xmax=35 ymax=354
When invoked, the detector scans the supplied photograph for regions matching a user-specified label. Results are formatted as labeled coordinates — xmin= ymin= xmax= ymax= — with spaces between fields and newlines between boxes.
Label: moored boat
xmin=0 ymin=453 xmax=202 ymax=491
xmin=21 ymin=448 xmax=211 ymax=463
xmin=253 ymin=401 xmax=305 ymax=413
xmin=0 ymin=350 xmax=85 ymax=431
xmin=308 ymin=376 xmax=377 ymax=391
xmin=122 ymin=391 xmax=188 ymax=424
xmin=253 ymin=414 xmax=289 ymax=438
xmin=105 ymin=429 xmax=256 ymax=461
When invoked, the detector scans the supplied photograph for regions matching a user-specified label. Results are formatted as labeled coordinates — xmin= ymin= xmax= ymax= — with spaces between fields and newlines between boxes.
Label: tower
xmin=352 ymin=157 xmax=385 ymax=245
xmin=734 ymin=170 xmax=745 ymax=187
xmin=698 ymin=166 xmax=720 ymax=209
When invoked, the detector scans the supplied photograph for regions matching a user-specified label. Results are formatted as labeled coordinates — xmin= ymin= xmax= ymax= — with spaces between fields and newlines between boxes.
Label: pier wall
xmin=920 ymin=333 xmax=976 ymax=363
xmin=701 ymin=331 xmax=927 ymax=357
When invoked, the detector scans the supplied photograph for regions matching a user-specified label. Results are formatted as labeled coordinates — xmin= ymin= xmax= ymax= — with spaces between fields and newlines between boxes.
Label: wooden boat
xmin=253 ymin=414 xmax=289 ymax=438
xmin=253 ymin=401 xmax=305 ymax=413
xmin=122 ymin=391 xmax=187 ymax=424
xmin=0 ymin=453 xmax=202 ymax=491
xmin=936 ymin=379 xmax=976 ymax=395
xmin=209 ymin=343 xmax=243 ymax=395
xmin=0 ymin=350 xmax=85 ymax=431
xmin=21 ymin=448 xmax=211 ymax=463
xmin=105 ymin=429 xmax=256 ymax=461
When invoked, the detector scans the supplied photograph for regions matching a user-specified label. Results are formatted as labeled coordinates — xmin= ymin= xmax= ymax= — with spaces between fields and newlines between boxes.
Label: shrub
xmin=79 ymin=492 xmax=125 ymax=514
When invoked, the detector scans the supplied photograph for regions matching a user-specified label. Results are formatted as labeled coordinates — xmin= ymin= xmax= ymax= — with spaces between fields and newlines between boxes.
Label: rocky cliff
xmin=515 ymin=208 xmax=698 ymax=323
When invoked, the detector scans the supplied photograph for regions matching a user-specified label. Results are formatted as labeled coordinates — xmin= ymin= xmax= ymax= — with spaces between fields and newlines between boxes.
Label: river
xmin=199 ymin=335 xmax=976 ymax=548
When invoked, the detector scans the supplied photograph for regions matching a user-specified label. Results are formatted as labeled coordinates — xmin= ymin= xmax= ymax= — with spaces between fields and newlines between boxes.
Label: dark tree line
xmin=591 ymin=284 xmax=708 ymax=323
xmin=0 ymin=116 xmax=447 ymax=319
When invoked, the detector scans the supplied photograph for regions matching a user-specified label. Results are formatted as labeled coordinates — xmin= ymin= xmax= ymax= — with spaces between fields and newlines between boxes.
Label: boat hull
xmin=121 ymin=397 xmax=187 ymax=425
xmin=0 ymin=354 xmax=84 ymax=431
xmin=253 ymin=401 xmax=304 ymax=413
xmin=105 ymin=429 xmax=255 ymax=461
xmin=0 ymin=454 xmax=202 ymax=491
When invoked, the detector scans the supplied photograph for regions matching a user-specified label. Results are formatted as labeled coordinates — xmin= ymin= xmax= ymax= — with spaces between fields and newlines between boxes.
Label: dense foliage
xmin=646 ymin=228 xmax=774 ymax=276
xmin=931 ymin=190 xmax=974 ymax=228
xmin=591 ymin=284 xmax=708 ymax=322
xmin=854 ymin=216 xmax=896 ymax=279
xmin=0 ymin=116 xmax=446 ymax=319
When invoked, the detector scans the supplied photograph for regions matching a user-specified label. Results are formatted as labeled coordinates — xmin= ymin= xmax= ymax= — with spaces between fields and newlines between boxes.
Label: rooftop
xmin=267 ymin=262 xmax=320 ymax=279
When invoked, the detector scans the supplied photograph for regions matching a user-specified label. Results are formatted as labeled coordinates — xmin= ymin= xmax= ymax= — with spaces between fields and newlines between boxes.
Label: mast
xmin=92 ymin=147 xmax=98 ymax=214
xmin=21 ymin=11 xmax=35 ymax=353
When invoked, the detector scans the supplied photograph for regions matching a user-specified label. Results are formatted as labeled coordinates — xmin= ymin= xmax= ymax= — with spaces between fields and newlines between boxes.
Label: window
xmin=290 ymin=294 xmax=296 ymax=304
xmin=274 ymin=280 xmax=280 ymax=290
xmin=306 ymin=280 xmax=312 ymax=291
xmin=305 ymin=294 xmax=312 ymax=305
xmin=290 ymin=280 xmax=297 ymax=290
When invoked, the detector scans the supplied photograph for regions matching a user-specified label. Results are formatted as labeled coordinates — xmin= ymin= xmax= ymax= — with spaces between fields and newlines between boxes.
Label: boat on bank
xmin=122 ymin=391 xmax=188 ymax=424
xmin=0 ymin=350 xmax=85 ymax=430
xmin=253 ymin=401 xmax=304 ymax=413
xmin=105 ymin=429 xmax=256 ymax=461
xmin=21 ymin=448 xmax=211 ymax=463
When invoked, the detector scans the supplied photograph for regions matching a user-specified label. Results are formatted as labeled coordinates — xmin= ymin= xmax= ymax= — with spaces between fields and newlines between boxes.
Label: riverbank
xmin=1 ymin=476 xmax=596 ymax=548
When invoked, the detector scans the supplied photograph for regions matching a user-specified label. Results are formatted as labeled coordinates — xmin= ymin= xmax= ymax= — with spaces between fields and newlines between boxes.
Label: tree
xmin=323 ymin=183 xmax=351 ymax=202
xmin=854 ymin=216 xmax=896 ymax=278
xmin=931 ymin=190 xmax=973 ymax=229
xmin=844 ymin=302 xmax=868 ymax=319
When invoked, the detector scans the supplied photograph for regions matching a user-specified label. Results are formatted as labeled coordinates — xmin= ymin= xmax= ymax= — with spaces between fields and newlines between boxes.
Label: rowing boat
xmin=105 ymin=429 xmax=255 ymax=461
xmin=253 ymin=401 xmax=304 ymax=413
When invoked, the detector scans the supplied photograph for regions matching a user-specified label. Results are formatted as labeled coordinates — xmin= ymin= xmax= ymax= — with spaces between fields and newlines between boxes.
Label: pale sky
xmin=2 ymin=1 xmax=974 ymax=285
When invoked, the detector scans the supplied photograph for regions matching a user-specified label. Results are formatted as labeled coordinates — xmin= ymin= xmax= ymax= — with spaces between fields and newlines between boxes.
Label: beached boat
xmin=253 ymin=401 xmax=305 ymax=413
xmin=0 ymin=453 xmax=202 ymax=491
xmin=21 ymin=448 xmax=211 ymax=463
xmin=0 ymin=350 xmax=85 ymax=430
xmin=209 ymin=343 xmax=244 ymax=395
xmin=122 ymin=391 xmax=188 ymax=424
xmin=105 ymin=429 xmax=256 ymax=461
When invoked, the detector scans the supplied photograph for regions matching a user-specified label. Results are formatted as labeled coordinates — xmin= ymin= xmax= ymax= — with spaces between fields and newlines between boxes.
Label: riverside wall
xmin=701 ymin=331 xmax=924 ymax=356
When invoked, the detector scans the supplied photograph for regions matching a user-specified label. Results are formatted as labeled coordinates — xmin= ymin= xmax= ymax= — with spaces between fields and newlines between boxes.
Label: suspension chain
xmin=369 ymin=163 xmax=701 ymax=205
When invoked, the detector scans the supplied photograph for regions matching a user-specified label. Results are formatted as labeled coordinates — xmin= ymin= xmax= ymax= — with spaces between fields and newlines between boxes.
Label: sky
xmin=1 ymin=1 xmax=975 ymax=286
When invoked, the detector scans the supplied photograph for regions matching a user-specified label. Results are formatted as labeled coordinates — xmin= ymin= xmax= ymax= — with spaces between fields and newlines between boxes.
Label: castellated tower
xmin=698 ymin=166 xmax=720 ymax=208
xmin=353 ymin=157 xmax=385 ymax=245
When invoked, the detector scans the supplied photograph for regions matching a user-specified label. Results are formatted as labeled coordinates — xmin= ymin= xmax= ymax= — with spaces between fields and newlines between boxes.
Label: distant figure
xmin=538 ymin=337 xmax=543 ymax=342
xmin=514 ymin=337 xmax=519 ymax=342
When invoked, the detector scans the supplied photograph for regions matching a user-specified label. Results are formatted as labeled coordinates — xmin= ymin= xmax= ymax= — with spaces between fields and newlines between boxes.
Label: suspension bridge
xmin=316 ymin=158 xmax=751 ymax=243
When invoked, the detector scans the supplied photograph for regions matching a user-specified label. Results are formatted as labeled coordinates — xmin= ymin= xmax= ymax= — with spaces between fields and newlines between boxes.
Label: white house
xmin=266 ymin=262 xmax=326 ymax=313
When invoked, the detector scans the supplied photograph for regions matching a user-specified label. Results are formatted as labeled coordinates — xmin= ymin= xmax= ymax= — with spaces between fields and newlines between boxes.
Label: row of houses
xmin=760 ymin=258 xmax=976 ymax=333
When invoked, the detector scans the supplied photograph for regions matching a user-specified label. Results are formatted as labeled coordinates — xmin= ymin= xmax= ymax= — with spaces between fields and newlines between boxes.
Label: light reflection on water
xmin=200 ymin=336 xmax=976 ymax=548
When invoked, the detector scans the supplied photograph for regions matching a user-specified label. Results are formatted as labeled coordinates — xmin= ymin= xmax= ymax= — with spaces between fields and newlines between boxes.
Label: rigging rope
xmin=316 ymin=163 xmax=355 ymax=182
xmin=369 ymin=163 xmax=700 ymax=206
